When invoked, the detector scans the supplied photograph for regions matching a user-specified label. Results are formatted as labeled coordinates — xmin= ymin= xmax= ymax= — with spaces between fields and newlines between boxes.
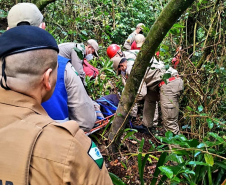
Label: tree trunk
xmin=108 ymin=0 xmax=195 ymax=150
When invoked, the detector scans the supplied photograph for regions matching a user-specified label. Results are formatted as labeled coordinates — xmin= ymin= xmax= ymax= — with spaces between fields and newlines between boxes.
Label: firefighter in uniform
xmin=58 ymin=40 xmax=99 ymax=85
xmin=110 ymin=51 xmax=183 ymax=135
xmin=0 ymin=25 xmax=112 ymax=185
xmin=123 ymin=23 xmax=145 ymax=50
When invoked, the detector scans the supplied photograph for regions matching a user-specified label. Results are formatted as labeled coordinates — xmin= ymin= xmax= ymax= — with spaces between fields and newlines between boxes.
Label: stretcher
xmin=85 ymin=114 xmax=114 ymax=135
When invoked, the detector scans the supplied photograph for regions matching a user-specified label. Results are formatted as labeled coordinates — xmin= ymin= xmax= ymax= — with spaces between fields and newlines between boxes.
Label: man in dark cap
xmin=7 ymin=3 xmax=97 ymax=131
xmin=0 ymin=26 xmax=112 ymax=185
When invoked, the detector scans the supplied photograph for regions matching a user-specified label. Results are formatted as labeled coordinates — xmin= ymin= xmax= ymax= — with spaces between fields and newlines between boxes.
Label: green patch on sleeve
xmin=88 ymin=141 xmax=104 ymax=169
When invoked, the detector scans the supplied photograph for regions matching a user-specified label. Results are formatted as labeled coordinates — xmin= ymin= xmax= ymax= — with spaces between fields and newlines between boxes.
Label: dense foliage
xmin=0 ymin=0 xmax=226 ymax=184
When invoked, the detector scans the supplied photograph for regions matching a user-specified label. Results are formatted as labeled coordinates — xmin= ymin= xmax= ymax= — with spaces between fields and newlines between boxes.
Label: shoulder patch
xmin=71 ymin=65 xmax=79 ymax=76
xmin=88 ymin=141 xmax=104 ymax=169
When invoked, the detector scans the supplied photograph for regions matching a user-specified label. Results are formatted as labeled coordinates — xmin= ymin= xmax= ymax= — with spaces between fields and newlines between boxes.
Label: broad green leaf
xmin=121 ymin=130 xmax=137 ymax=143
xmin=194 ymin=151 xmax=201 ymax=157
xmin=159 ymin=166 xmax=174 ymax=179
xmin=151 ymin=152 xmax=167 ymax=185
xmin=109 ymin=172 xmax=126 ymax=185
xmin=186 ymin=106 xmax=193 ymax=111
xmin=172 ymin=176 xmax=180 ymax=183
xmin=207 ymin=118 xmax=214 ymax=129
xmin=175 ymin=134 xmax=188 ymax=141
xmin=208 ymin=132 xmax=224 ymax=142
xmin=182 ymin=169 xmax=195 ymax=175
xmin=165 ymin=131 xmax=173 ymax=139
xmin=197 ymin=143 xmax=206 ymax=148
xmin=187 ymin=161 xmax=210 ymax=166
xmin=198 ymin=105 xmax=203 ymax=112
xmin=81 ymin=30 xmax=88 ymax=35
xmin=204 ymin=154 xmax=214 ymax=166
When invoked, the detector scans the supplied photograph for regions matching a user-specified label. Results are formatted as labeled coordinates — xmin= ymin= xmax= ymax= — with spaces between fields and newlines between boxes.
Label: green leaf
xmin=109 ymin=172 xmax=126 ymax=185
xmin=208 ymin=132 xmax=224 ymax=142
xmin=197 ymin=143 xmax=206 ymax=148
xmin=181 ymin=169 xmax=195 ymax=175
xmin=172 ymin=176 xmax=180 ymax=183
xmin=151 ymin=152 xmax=168 ymax=185
xmin=159 ymin=166 xmax=174 ymax=179
xmin=165 ymin=131 xmax=173 ymax=139
xmin=81 ymin=30 xmax=88 ymax=35
xmin=186 ymin=106 xmax=193 ymax=111
xmin=120 ymin=161 xmax=127 ymax=169
xmin=207 ymin=118 xmax=214 ymax=129
xmin=194 ymin=151 xmax=201 ymax=157
xmin=204 ymin=154 xmax=214 ymax=166
xmin=138 ymin=138 xmax=145 ymax=184
xmin=187 ymin=161 xmax=210 ymax=166
xmin=121 ymin=130 xmax=137 ymax=143
xmin=198 ymin=105 xmax=204 ymax=112
xmin=175 ymin=134 xmax=188 ymax=141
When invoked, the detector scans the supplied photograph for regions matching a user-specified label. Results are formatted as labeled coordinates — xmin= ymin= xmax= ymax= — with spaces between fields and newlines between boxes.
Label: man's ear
xmin=39 ymin=22 xmax=46 ymax=30
xmin=7 ymin=27 xmax=10 ymax=30
xmin=43 ymin=68 xmax=53 ymax=91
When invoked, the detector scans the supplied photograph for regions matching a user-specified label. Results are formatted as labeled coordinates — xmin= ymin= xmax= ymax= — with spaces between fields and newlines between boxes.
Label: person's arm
xmin=64 ymin=63 xmax=96 ymax=131
xmin=70 ymin=49 xmax=86 ymax=84
xmin=64 ymin=128 xmax=113 ymax=184
xmin=123 ymin=33 xmax=135 ymax=50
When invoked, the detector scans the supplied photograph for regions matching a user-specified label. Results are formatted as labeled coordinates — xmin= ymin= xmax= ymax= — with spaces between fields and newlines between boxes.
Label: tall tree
xmin=108 ymin=0 xmax=196 ymax=150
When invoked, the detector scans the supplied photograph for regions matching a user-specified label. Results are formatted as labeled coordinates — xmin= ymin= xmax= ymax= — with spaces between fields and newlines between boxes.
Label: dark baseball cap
xmin=0 ymin=25 xmax=59 ymax=57
xmin=0 ymin=25 xmax=59 ymax=90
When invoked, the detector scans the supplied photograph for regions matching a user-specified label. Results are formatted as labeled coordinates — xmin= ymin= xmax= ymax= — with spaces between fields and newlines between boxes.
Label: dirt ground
xmin=91 ymin=113 xmax=166 ymax=185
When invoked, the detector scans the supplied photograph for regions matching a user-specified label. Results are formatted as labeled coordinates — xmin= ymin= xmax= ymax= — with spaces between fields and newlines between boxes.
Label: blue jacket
xmin=42 ymin=55 xmax=69 ymax=122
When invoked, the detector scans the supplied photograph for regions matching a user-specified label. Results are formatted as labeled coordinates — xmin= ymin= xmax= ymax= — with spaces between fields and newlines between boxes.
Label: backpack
xmin=96 ymin=94 xmax=119 ymax=117
xmin=83 ymin=59 xmax=99 ymax=79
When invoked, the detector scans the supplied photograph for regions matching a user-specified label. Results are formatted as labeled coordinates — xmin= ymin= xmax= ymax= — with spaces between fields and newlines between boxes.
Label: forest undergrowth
xmin=0 ymin=0 xmax=226 ymax=184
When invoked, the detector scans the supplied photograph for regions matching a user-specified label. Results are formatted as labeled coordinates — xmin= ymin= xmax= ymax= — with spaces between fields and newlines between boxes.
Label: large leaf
xmin=186 ymin=106 xmax=193 ymax=111
xmin=121 ymin=129 xmax=137 ymax=143
xmin=159 ymin=166 xmax=174 ymax=179
xmin=187 ymin=161 xmax=210 ymax=166
xmin=208 ymin=132 xmax=224 ymax=142
xmin=109 ymin=172 xmax=126 ymax=185
xmin=204 ymin=154 xmax=214 ymax=166
xmin=138 ymin=138 xmax=145 ymax=185
xmin=151 ymin=152 xmax=168 ymax=185
xmin=174 ymin=134 xmax=188 ymax=141
xmin=198 ymin=105 xmax=204 ymax=112
xmin=207 ymin=118 xmax=214 ymax=129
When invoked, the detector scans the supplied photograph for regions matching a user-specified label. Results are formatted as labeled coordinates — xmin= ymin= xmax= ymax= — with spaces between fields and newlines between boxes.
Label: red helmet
xmin=106 ymin=44 xmax=121 ymax=59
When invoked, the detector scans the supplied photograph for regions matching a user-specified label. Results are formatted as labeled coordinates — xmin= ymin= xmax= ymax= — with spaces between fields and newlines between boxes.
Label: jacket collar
xmin=0 ymin=87 xmax=48 ymax=116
